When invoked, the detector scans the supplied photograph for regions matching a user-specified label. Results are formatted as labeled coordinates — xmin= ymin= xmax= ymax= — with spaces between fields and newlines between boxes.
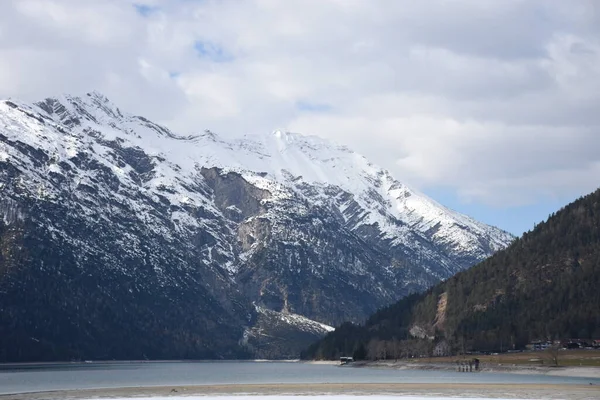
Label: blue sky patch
xmin=194 ymin=41 xmax=233 ymax=62
xmin=133 ymin=4 xmax=159 ymax=17
xmin=423 ymin=186 xmax=572 ymax=236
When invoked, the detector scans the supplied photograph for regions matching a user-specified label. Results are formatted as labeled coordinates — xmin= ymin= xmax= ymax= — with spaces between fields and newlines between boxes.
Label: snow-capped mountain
xmin=0 ymin=92 xmax=513 ymax=361
xmin=193 ymin=129 xmax=512 ymax=272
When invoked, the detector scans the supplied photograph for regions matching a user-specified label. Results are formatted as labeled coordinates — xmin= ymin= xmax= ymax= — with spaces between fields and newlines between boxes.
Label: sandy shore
xmin=303 ymin=360 xmax=340 ymax=365
xmin=1 ymin=383 xmax=599 ymax=400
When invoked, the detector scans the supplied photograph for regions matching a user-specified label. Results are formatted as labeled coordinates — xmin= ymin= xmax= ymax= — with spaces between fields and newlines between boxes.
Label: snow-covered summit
xmin=1 ymin=92 xmax=513 ymax=272
xmin=190 ymin=127 xmax=514 ymax=262
xmin=2 ymin=91 xmax=512 ymax=249
xmin=0 ymin=92 xmax=514 ymax=359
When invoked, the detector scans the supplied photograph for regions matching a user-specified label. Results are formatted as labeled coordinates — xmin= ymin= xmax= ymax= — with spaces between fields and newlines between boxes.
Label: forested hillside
xmin=303 ymin=189 xmax=600 ymax=360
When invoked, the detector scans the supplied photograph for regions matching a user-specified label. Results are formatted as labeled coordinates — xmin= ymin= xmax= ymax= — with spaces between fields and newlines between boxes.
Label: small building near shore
xmin=340 ymin=356 xmax=354 ymax=364
xmin=433 ymin=341 xmax=450 ymax=357
xmin=526 ymin=340 xmax=552 ymax=351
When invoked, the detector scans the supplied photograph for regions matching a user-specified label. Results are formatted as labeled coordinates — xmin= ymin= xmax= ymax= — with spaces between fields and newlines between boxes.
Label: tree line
xmin=303 ymin=188 xmax=600 ymax=360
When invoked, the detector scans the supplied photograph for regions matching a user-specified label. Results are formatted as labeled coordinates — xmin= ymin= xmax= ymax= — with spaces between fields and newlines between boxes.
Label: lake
xmin=1 ymin=361 xmax=599 ymax=395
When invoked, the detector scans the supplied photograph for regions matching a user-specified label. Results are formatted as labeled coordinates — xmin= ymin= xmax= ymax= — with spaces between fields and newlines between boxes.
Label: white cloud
xmin=0 ymin=0 xmax=599 ymax=208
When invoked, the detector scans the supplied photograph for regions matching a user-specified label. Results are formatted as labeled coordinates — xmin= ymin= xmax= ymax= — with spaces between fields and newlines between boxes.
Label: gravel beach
xmin=1 ymin=383 xmax=599 ymax=400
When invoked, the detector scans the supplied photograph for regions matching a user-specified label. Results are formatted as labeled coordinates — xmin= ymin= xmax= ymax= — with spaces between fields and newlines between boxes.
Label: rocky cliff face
xmin=0 ymin=92 xmax=513 ymax=361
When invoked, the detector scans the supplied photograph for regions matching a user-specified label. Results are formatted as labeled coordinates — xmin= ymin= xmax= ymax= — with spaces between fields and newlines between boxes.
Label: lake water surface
xmin=1 ymin=361 xmax=599 ymax=395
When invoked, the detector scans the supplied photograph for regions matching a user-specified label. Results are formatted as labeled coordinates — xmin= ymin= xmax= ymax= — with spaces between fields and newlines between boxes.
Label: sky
xmin=0 ymin=0 xmax=599 ymax=236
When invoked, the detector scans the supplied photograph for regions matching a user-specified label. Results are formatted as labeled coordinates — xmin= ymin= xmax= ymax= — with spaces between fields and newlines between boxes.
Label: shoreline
xmin=343 ymin=360 xmax=600 ymax=378
xmin=2 ymin=358 xmax=598 ymax=378
xmin=0 ymin=359 xmax=301 ymax=368
xmin=1 ymin=383 xmax=598 ymax=400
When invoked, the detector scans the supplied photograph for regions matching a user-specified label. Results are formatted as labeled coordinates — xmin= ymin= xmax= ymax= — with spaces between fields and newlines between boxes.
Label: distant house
xmin=340 ymin=356 xmax=353 ymax=365
xmin=526 ymin=340 xmax=552 ymax=351
xmin=433 ymin=341 xmax=450 ymax=357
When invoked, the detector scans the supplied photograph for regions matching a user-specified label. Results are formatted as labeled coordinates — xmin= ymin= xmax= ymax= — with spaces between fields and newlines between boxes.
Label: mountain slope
xmin=303 ymin=189 xmax=600 ymax=359
xmin=0 ymin=92 xmax=512 ymax=361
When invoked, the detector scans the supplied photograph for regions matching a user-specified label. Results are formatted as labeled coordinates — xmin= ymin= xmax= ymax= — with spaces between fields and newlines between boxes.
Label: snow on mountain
xmin=0 ymin=92 xmax=512 ymax=272
xmin=0 ymin=92 xmax=514 ymax=361
xmin=190 ymin=129 xmax=513 ymax=264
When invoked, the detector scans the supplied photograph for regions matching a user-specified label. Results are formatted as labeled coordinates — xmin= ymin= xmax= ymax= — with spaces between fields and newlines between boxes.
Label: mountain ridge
xmin=0 ymin=92 xmax=513 ymax=361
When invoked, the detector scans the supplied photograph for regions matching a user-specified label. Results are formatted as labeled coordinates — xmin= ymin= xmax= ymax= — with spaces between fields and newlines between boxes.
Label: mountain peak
xmin=30 ymin=91 xmax=124 ymax=129
xmin=270 ymin=129 xmax=305 ymax=141
xmin=0 ymin=92 xmax=514 ymax=361
xmin=85 ymin=90 xmax=110 ymax=102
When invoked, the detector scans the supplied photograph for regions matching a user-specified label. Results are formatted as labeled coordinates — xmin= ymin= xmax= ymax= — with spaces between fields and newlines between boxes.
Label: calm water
xmin=1 ymin=361 xmax=599 ymax=395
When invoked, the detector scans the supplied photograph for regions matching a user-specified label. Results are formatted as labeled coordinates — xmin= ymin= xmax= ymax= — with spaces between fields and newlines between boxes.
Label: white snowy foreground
xmin=102 ymin=397 xmax=533 ymax=400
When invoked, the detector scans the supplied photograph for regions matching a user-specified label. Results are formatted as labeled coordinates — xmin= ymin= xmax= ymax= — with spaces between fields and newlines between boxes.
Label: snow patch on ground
xmin=101 ymin=397 xmax=534 ymax=400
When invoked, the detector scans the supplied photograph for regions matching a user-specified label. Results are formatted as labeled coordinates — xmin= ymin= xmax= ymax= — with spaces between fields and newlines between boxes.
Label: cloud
xmin=0 ymin=0 xmax=599 ymax=210
xmin=295 ymin=101 xmax=332 ymax=113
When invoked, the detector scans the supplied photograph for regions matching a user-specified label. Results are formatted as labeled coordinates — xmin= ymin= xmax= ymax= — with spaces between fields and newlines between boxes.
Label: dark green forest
xmin=303 ymin=188 xmax=600 ymax=360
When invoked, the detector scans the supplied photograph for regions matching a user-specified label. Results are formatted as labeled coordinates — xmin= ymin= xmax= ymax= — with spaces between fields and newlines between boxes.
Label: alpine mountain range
xmin=0 ymin=92 xmax=514 ymax=361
